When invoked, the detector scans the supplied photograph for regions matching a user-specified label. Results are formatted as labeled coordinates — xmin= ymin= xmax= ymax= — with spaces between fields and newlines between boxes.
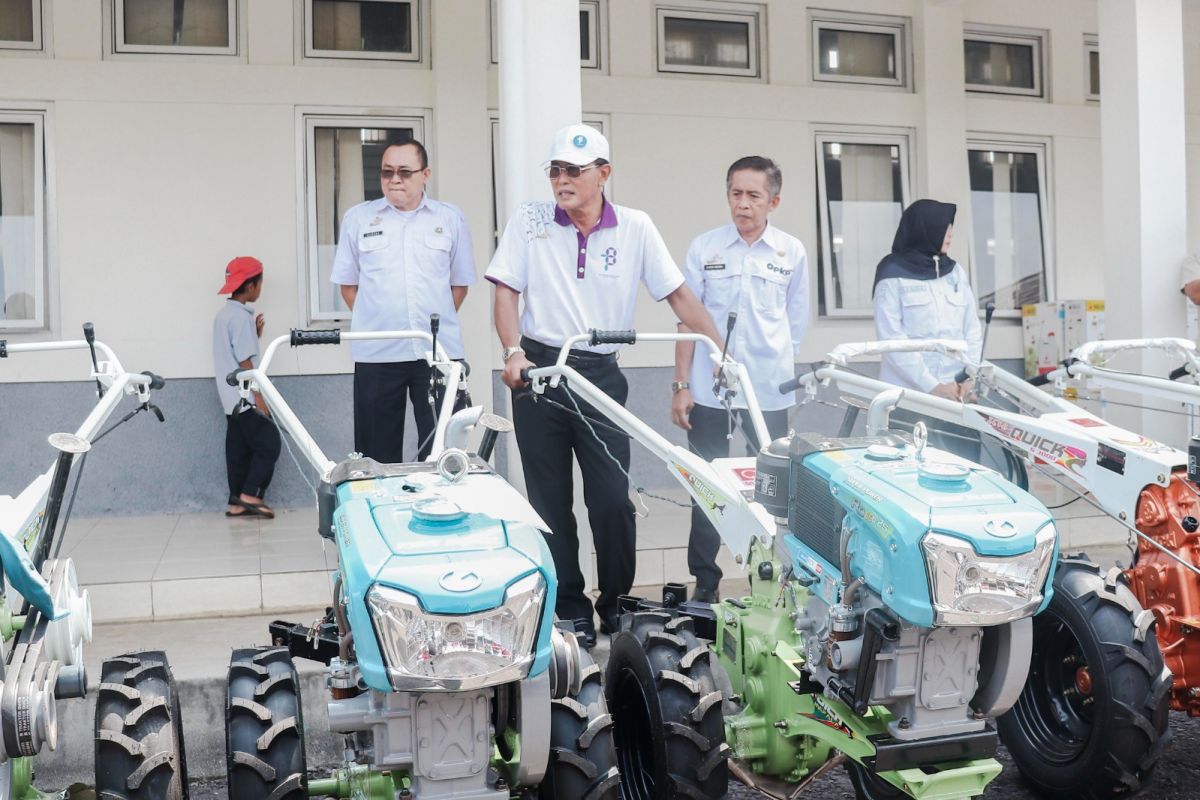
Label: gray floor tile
xmin=154 ymin=556 xmax=261 ymax=581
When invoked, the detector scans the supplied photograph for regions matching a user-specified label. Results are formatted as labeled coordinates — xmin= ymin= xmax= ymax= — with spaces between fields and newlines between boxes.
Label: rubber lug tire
xmin=225 ymin=647 xmax=307 ymax=800
xmin=539 ymin=647 xmax=620 ymax=800
xmin=846 ymin=760 xmax=906 ymax=800
xmin=94 ymin=650 xmax=189 ymax=799
xmin=998 ymin=558 xmax=1170 ymax=799
xmin=604 ymin=611 xmax=729 ymax=800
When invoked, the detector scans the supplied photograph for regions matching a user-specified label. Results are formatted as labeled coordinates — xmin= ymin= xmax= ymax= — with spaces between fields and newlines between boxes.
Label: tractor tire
xmin=225 ymin=647 xmax=307 ymax=800
xmin=539 ymin=647 xmax=620 ymax=800
xmin=998 ymin=558 xmax=1170 ymax=799
xmin=94 ymin=651 xmax=189 ymax=799
xmin=605 ymin=611 xmax=730 ymax=800
xmin=846 ymin=760 xmax=905 ymax=800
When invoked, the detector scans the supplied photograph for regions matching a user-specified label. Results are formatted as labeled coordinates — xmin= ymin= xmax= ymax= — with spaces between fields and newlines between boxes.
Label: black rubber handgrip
xmin=0 ymin=340 xmax=6 ymax=358
xmin=82 ymin=322 xmax=95 ymax=345
xmin=954 ymin=368 xmax=970 ymax=384
xmin=519 ymin=367 xmax=532 ymax=383
xmin=1028 ymin=373 xmax=1051 ymax=386
xmin=1170 ymin=364 xmax=1190 ymax=381
xmin=226 ymin=370 xmax=243 ymax=387
xmin=589 ymin=329 xmax=636 ymax=346
xmin=140 ymin=371 xmax=166 ymax=391
xmin=778 ymin=376 xmax=802 ymax=394
xmin=290 ymin=328 xmax=341 ymax=347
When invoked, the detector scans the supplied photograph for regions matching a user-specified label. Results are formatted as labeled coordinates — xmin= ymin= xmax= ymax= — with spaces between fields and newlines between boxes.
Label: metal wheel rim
xmin=1017 ymin=614 xmax=1093 ymax=763
xmin=611 ymin=665 xmax=657 ymax=799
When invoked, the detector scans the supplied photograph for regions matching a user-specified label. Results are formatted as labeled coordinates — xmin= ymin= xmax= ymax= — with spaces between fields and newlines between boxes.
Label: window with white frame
xmin=0 ymin=111 xmax=45 ymax=329
xmin=966 ymin=141 xmax=1052 ymax=310
xmin=489 ymin=0 xmax=605 ymax=70
xmin=656 ymin=4 xmax=761 ymax=78
xmin=113 ymin=0 xmax=237 ymax=55
xmin=964 ymin=26 xmax=1044 ymax=97
xmin=303 ymin=114 xmax=427 ymax=321
xmin=815 ymin=132 xmax=910 ymax=316
xmin=305 ymin=0 xmax=419 ymax=62
xmin=811 ymin=11 xmax=908 ymax=88
xmin=0 ymin=0 xmax=42 ymax=50
xmin=1084 ymin=35 xmax=1100 ymax=100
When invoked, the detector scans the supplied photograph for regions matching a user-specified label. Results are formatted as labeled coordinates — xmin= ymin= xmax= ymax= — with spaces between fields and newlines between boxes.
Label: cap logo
xmin=572 ymin=134 xmax=587 ymax=148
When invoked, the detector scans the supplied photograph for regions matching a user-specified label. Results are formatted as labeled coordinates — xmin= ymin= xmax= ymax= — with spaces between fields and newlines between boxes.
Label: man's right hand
xmin=930 ymin=382 xmax=961 ymax=401
xmin=502 ymin=353 xmax=535 ymax=389
xmin=671 ymin=388 xmax=694 ymax=430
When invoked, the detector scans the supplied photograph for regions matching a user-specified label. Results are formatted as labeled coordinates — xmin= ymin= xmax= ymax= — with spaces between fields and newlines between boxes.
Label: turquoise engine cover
xmin=793 ymin=446 xmax=1057 ymax=628
xmin=332 ymin=475 xmax=557 ymax=693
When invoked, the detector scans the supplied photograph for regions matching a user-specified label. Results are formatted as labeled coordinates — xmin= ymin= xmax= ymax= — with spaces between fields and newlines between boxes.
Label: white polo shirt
xmin=874 ymin=264 xmax=983 ymax=391
xmin=683 ymin=223 xmax=809 ymax=411
xmin=330 ymin=194 xmax=476 ymax=363
xmin=485 ymin=198 xmax=684 ymax=354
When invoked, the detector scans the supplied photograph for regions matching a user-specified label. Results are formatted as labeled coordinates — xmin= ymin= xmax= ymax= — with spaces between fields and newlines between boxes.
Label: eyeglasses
xmin=545 ymin=162 xmax=600 ymax=179
xmin=380 ymin=168 xmax=423 ymax=182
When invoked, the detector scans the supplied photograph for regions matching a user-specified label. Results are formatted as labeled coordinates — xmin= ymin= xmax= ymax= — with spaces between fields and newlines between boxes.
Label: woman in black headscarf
xmin=873 ymin=199 xmax=982 ymax=460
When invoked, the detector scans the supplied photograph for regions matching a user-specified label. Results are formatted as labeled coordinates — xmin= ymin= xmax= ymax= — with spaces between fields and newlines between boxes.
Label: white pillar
xmin=497 ymin=0 xmax=582 ymax=221
xmin=914 ymin=0 xmax=969 ymax=210
xmin=1099 ymin=0 xmax=1187 ymax=441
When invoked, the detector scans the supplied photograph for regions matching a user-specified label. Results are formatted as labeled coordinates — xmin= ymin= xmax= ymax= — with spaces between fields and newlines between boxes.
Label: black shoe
xmin=598 ymin=614 xmax=620 ymax=637
xmin=573 ymin=617 xmax=597 ymax=649
xmin=692 ymin=586 xmax=720 ymax=604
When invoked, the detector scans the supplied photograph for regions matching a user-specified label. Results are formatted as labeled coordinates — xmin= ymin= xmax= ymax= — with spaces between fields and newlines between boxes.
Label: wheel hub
xmin=1074 ymin=666 xmax=1093 ymax=696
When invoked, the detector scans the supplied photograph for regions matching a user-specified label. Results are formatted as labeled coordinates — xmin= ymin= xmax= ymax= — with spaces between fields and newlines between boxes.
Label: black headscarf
xmin=871 ymin=199 xmax=957 ymax=294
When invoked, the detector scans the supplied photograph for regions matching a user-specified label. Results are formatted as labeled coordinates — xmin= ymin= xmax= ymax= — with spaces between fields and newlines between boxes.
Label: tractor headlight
xmin=367 ymin=572 xmax=545 ymax=691
xmin=921 ymin=525 xmax=1056 ymax=626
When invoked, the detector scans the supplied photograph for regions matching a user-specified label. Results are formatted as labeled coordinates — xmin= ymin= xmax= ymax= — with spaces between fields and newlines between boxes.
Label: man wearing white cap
xmin=486 ymin=124 xmax=724 ymax=647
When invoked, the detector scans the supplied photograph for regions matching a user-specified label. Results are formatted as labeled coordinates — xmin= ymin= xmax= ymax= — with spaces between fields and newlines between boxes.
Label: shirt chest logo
xmin=765 ymin=262 xmax=791 ymax=277
xmin=603 ymin=246 xmax=618 ymax=271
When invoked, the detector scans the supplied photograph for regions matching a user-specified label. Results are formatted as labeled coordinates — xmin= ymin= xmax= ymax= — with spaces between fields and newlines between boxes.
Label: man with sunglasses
xmin=486 ymin=123 xmax=724 ymax=648
xmin=331 ymin=138 xmax=476 ymax=463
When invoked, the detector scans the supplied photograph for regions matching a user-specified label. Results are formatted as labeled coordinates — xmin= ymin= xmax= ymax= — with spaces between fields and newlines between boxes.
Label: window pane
xmin=580 ymin=8 xmax=590 ymax=62
xmin=964 ymin=39 xmax=1035 ymax=89
xmin=663 ymin=16 xmax=750 ymax=70
xmin=123 ymin=0 xmax=229 ymax=48
xmin=0 ymin=0 xmax=35 ymax=42
xmin=818 ymin=28 xmax=896 ymax=80
xmin=1089 ymin=49 xmax=1100 ymax=96
xmin=968 ymin=149 xmax=1046 ymax=310
xmin=313 ymin=126 xmax=414 ymax=315
xmin=0 ymin=123 xmax=37 ymax=322
xmin=820 ymin=142 xmax=904 ymax=312
xmin=312 ymin=0 xmax=412 ymax=54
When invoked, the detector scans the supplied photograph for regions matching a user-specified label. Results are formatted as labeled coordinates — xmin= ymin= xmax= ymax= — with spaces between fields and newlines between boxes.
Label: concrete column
xmin=914 ymin=0 xmax=970 ymax=212
xmin=1099 ymin=0 xmax=1187 ymax=440
xmin=497 ymin=0 xmax=582 ymax=220
xmin=431 ymin=0 xmax=494 ymax=424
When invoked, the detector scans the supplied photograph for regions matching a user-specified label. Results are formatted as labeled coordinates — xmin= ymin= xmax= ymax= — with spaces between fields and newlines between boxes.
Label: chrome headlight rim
xmin=921 ymin=524 xmax=1056 ymax=626
xmin=367 ymin=571 xmax=546 ymax=691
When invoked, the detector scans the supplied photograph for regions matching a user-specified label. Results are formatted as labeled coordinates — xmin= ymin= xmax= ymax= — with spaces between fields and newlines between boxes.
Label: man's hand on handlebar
xmin=670 ymin=387 xmax=694 ymax=430
xmin=930 ymin=382 xmax=961 ymax=401
xmin=502 ymin=353 xmax=534 ymax=389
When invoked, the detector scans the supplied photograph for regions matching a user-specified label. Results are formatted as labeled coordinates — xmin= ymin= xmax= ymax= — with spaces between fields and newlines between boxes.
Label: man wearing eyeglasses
xmin=331 ymin=138 xmax=476 ymax=463
xmin=486 ymin=123 xmax=724 ymax=648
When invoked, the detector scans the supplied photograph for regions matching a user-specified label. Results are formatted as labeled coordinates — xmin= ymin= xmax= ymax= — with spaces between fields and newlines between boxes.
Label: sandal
xmin=229 ymin=499 xmax=275 ymax=519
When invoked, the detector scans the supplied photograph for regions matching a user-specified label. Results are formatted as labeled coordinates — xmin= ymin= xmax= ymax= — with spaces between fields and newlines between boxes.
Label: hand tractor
xmin=0 ymin=325 xmax=184 ymax=798
xmin=785 ymin=337 xmax=1174 ymax=798
xmin=522 ymin=328 xmax=1065 ymax=800
xmin=224 ymin=322 xmax=618 ymax=800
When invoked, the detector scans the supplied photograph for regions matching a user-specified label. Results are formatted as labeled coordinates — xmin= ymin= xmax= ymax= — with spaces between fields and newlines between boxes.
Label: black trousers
xmin=686 ymin=404 xmax=789 ymax=591
xmin=225 ymin=408 xmax=282 ymax=502
xmin=512 ymin=339 xmax=636 ymax=627
xmin=353 ymin=361 xmax=436 ymax=464
xmin=889 ymin=407 xmax=982 ymax=464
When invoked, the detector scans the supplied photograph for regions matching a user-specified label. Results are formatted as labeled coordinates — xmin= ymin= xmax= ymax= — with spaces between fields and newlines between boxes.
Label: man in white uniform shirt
xmin=670 ymin=156 xmax=809 ymax=602
xmin=331 ymin=139 xmax=476 ymax=463
xmin=487 ymin=124 xmax=724 ymax=647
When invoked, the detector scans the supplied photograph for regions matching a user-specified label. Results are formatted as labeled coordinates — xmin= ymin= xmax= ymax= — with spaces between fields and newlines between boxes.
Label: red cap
xmin=218 ymin=256 xmax=263 ymax=294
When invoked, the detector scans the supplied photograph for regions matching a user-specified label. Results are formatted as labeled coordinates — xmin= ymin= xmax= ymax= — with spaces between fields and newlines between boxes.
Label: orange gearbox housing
xmin=1125 ymin=469 xmax=1200 ymax=713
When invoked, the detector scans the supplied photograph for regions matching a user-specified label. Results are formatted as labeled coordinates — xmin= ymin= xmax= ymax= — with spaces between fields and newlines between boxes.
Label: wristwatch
xmin=502 ymin=345 xmax=525 ymax=363
xmin=671 ymin=380 xmax=690 ymax=393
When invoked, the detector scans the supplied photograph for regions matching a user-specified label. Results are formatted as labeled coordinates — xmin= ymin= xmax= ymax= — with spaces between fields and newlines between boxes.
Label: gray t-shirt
xmin=213 ymin=299 xmax=258 ymax=415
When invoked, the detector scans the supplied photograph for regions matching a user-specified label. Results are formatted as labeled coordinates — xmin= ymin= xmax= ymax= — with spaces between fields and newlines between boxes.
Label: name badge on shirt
xmin=363 ymin=230 xmax=384 ymax=238
xmin=704 ymin=261 xmax=726 ymax=271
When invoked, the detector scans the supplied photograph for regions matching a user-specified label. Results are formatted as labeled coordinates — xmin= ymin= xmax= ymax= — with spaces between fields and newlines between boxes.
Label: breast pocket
xmin=358 ymin=232 xmax=390 ymax=272
xmin=942 ymin=283 xmax=972 ymax=334
xmin=750 ymin=266 xmax=789 ymax=319
xmin=899 ymin=284 xmax=936 ymax=336
xmin=419 ymin=233 xmax=453 ymax=275
xmin=705 ymin=274 xmax=738 ymax=307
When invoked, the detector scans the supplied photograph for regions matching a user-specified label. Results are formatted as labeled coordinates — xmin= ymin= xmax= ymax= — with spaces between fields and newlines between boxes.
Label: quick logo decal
xmin=978 ymin=413 xmax=1088 ymax=474
xmin=676 ymin=465 xmax=728 ymax=516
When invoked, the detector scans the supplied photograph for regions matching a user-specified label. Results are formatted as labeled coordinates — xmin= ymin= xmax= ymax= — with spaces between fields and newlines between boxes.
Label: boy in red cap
xmin=213 ymin=256 xmax=280 ymax=519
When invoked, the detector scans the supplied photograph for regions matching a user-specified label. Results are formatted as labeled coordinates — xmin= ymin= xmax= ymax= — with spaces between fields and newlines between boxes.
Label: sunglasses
xmin=380 ymin=168 xmax=423 ymax=182
xmin=545 ymin=162 xmax=601 ymax=179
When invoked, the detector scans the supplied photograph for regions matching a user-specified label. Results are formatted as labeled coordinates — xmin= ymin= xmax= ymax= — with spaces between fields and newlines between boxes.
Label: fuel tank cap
xmin=864 ymin=444 xmax=903 ymax=461
xmin=412 ymin=497 xmax=468 ymax=525
xmin=918 ymin=461 xmax=970 ymax=485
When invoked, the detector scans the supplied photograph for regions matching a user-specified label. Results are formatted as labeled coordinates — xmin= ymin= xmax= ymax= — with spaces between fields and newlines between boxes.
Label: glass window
xmin=306 ymin=0 xmax=418 ymax=61
xmin=114 ymin=0 xmax=236 ymax=54
xmin=0 ymin=0 xmax=40 ymax=50
xmin=964 ymin=27 xmax=1043 ymax=97
xmin=304 ymin=115 xmax=426 ymax=321
xmin=1085 ymin=36 xmax=1100 ymax=100
xmin=0 ymin=113 xmax=45 ymax=329
xmin=489 ymin=0 xmax=604 ymax=70
xmin=967 ymin=145 xmax=1051 ymax=310
xmin=656 ymin=6 xmax=760 ymax=78
xmin=815 ymin=135 xmax=910 ymax=316
xmin=811 ymin=13 xmax=908 ymax=88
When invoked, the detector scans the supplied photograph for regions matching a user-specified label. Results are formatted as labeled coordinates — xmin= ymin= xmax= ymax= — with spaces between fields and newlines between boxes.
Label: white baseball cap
xmin=546 ymin=123 xmax=610 ymax=166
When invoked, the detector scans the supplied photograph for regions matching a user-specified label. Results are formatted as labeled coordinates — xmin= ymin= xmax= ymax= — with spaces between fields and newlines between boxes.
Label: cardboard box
xmin=1063 ymin=300 xmax=1106 ymax=353
xmin=1022 ymin=300 xmax=1105 ymax=378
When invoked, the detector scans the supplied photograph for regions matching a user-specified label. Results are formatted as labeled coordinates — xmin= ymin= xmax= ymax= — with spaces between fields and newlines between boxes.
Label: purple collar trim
xmin=553 ymin=197 xmax=617 ymax=230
